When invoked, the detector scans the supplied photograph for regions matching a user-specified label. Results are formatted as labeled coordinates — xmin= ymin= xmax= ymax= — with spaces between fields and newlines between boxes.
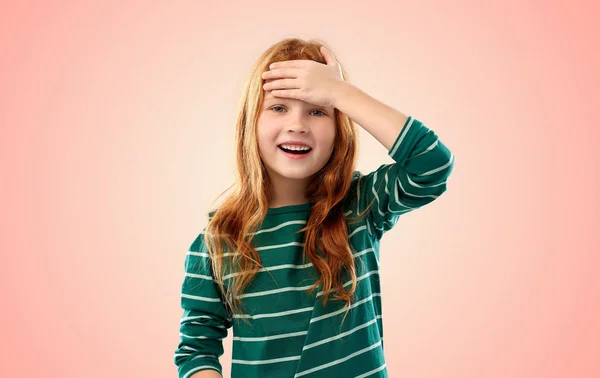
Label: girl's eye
xmin=270 ymin=106 xmax=326 ymax=116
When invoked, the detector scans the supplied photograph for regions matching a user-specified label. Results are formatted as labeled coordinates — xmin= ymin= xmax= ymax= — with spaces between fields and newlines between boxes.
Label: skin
xmin=257 ymin=81 xmax=336 ymax=208
xmin=189 ymin=370 xmax=222 ymax=378
xmin=258 ymin=45 xmax=409 ymax=208
xmin=185 ymin=47 xmax=411 ymax=378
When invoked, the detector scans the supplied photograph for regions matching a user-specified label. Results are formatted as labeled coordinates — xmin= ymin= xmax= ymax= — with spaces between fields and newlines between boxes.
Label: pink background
xmin=1 ymin=1 xmax=599 ymax=377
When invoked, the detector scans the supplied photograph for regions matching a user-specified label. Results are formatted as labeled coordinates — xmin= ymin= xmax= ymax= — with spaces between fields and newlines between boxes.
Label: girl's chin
xmin=270 ymin=168 xmax=317 ymax=180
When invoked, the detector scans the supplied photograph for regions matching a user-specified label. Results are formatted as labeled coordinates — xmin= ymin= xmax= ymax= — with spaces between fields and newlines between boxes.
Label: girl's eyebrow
xmin=263 ymin=97 xmax=328 ymax=110
xmin=264 ymin=95 xmax=286 ymax=103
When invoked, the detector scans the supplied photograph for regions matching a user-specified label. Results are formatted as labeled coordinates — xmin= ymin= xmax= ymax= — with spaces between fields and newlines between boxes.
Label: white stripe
xmin=223 ymin=241 xmax=304 ymax=256
xmin=180 ymin=345 xmax=198 ymax=351
xmin=233 ymin=306 xmax=314 ymax=320
xmin=396 ymin=177 xmax=439 ymax=199
xmin=389 ymin=116 xmax=414 ymax=157
xmin=294 ymin=340 xmax=382 ymax=377
xmin=303 ymin=316 xmax=381 ymax=351
xmin=193 ymin=231 xmax=369 ymax=281
xmin=407 ymin=174 xmax=447 ymax=188
xmin=235 ymin=284 xmax=380 ymax=323
xmin=190 ymin=242 xmax=307 ymax=259
xmin=382 ymin=178 xmax=412 ymax=225
xmin=356 ymin=179 xmax=361 ymax=214
xmin=356 ymin=170 xmax=388 ymax=233
xmin=370 ymin=170 xmax=386 ymax=217
xmin=185 ymin=272 xmax=213 ymax=280
xmin=348 ymin=225 xmax=367 ymax=238
xmin=383 ymin=170 xmax=440 ymax=210
xmin=190 ymin=321 xmax=226 ymax=329
xmin=256 ymin=241 xmax=304 ymax=251
xmin=310 ymin=292 xmax=381 ymax=324
xmin=233 ymin=330 xmax=308 ymax=342
xmin=180 ymin=315 xmax=215 ymax=323
xmin=232 ymin=315 xmax=382 ymax=347
xmin=317 ymin=269 xmax=379 ymax=297
xmin=179 ymin=332 xmax=209 ymax=339
xmin=187 ymin=251 xmax=209 ymax=258
xmin=412 ymin=139 xmax=437 ymax=158
xmin=365 ymin=221 xmax=373 ymax=237
xmin=393 ymin=184 xmax=419 ymax=209
xmin=190 ymin=354 xmax=217 ymax=360
xmin=237 ymin=283 xmax=315 ymax=299
xmin=174 ymin=353 xmax=192 ymax=358
xmin=417 ymin=153 xmax=454 ymax=176
xmin=200 ymin=220 xmax=307 ymax=237
xmin=223 ymin=262 xmax=313 ymax=280
xmin=181 ymin=293 xmax=221 ymax=302
xmin=233 ymin=248 xmax=379 ymax=298
xmin=233 ymin=354 xmax=301 ymax=365
xmin=365 ymin=169 xmax=416 ymax=232
xmin=353 ymin=248 xmax=374 ymax=259
xmin=372 ymin=170 xmax=420 ymax=220
xmin=251 ymin=220 xmax=307 ymax=235
xmin=355 ymin=363 xmax=387 ymax=378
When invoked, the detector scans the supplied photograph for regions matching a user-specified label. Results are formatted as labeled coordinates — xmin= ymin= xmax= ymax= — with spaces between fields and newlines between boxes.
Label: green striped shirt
xmin=174 ymin=116 xmax=454 ymax=378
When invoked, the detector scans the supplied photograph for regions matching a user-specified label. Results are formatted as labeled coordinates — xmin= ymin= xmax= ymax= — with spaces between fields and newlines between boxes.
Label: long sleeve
xmin=351 ymin=116 xmax=455 ymax=240
xmin=174 ymin=232 xmax=232 ymax=378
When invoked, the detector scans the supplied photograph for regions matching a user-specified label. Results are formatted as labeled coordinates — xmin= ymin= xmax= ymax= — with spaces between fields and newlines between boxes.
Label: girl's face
xmin=257 ymin=87 xmax=336 ymax=183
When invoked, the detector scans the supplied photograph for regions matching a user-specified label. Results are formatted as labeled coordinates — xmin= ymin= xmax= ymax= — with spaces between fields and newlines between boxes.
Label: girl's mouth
xmin=278 ymin=145 xmax=312 ymax=159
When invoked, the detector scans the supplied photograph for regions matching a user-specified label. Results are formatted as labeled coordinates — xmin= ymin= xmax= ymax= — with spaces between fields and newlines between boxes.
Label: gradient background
xmin=1 ymin=1 xmax=599 ymax=377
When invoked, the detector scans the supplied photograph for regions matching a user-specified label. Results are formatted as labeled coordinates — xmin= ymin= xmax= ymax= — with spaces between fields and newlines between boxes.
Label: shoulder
xmin=189 ymin=229 xmax=208 ymax=252
xmin=344 ymin=170 xmax=362 ymax=196
xmin=340 ymin=170 xmax=363 ymax=212
xmin=189 ymin=212 xmax=212 ymax=252
xmin=349 ymin=170 xmax=362 ymax=186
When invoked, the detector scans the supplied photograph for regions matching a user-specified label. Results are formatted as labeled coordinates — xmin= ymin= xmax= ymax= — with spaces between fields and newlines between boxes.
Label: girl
xmin=174 ymin=38 xmax=454 ymax=378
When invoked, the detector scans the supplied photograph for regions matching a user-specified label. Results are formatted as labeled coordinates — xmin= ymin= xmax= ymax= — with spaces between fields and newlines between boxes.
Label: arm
xmin=333 ymin=82 xmax=409 ymax=152
xmin=189 ymin=370 xmax=222 ymax=378
xmin=174 ymin=232 xmax=231 ymax=378
xmin=336 ymin=82 xmax=455 ymax=240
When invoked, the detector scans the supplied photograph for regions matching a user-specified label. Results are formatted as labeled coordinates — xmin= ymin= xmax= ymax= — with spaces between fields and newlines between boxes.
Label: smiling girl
xmin=174 ymin=38 xmax=455 ymax=378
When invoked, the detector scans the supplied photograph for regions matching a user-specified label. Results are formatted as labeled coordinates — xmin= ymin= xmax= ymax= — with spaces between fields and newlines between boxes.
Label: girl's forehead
xmin=263 ymin=93 xmax=331 ymax=110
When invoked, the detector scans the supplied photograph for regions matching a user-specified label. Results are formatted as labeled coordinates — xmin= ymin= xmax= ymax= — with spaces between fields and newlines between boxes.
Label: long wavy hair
xmin=204 ymin=38 xmax=371 ymax=323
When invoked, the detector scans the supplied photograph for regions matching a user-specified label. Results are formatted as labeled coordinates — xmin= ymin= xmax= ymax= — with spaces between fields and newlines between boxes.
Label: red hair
xmin=205 ymin=38 xmax=366 ymax=321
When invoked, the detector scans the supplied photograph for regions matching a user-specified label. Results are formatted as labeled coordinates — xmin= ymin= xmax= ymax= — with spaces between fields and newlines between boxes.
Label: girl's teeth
xmin=280 ymin=145 xmax=310 ymax=151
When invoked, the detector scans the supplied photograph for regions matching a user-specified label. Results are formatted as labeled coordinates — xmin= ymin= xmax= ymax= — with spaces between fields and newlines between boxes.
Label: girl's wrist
xmin=332 ymin=80 xmax=357 ymax=111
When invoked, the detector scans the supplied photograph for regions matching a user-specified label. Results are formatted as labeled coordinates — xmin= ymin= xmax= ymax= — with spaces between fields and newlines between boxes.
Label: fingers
xmin=263 ymin=78 xmax=299 ymax=91
xmin=269 ymin=60 xmax=307 ymax=69
xmin=261 ymin=67 xmax=299 ymax=80
xmin=320 ymin=45 xmax=338 ymax=65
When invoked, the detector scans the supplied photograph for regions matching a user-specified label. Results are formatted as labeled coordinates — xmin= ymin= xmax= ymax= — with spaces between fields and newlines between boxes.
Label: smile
xmin=278 ymin=145 xmax=312 ymax=159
